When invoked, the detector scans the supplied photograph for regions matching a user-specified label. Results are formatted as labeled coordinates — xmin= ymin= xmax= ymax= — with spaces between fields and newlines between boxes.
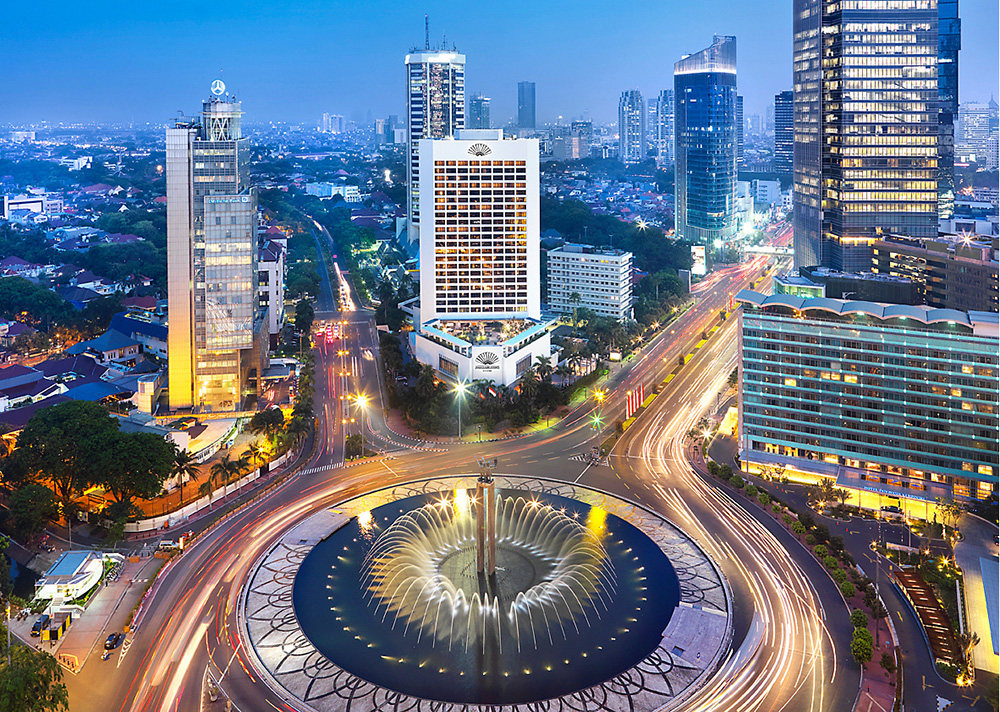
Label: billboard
xmin=691 ymin=245 xmax=707 ymax=276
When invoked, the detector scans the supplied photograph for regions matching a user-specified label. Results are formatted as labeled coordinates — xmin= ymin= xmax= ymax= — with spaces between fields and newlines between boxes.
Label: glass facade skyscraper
xmin=937 ymin=0 xmax=960 ymax=219
xmin=655 ymin=89 xmax=674 ymax=166
xmin=774 ymin=90 xmax=793 ymax=177
xmin=167 ymin=89 xmax=264 ymax=411
xmin=468 ymin=93 xmax=491 ymax=129
xmin=792 ymin=0 xmax=941 ymax=272
xmin=405 ymin=47 xmax=465 ymax=244
xmin=618 ymin=89 xmax=646 ymax=165
xmin=674 ymin=35 xmax=738 ymax=244
xmin=517 ymin=81 xmax=536 ymax=130
xmin=737 ymin=290 xmax=999 ymax=504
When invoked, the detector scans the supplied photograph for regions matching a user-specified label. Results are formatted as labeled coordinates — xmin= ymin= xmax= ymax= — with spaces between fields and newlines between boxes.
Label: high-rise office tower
xmin=937 ymin=0 xmax=960 ymax=219
xmin=405 ymin=37 xmax=465 ymax=244
xmin=736 ymin=94 xmax=744 ymax=166
xmin=468 ymin=93 xmax=491 ymax=129
xmin=321 ymin=113 xmax=332 ymax=133
xmin=570 ymin=120 xmax=593 ymax=159
xmin=674 ymin=35 xmax=738 ymax=244
xmin=410 ymin=130 xmax=551 ymax=385
xmin=655 ymin=90 xmax=675 ymax=166
xmin=958 ymin=102 xmax=992 ymax=160
xmin=517 ymin=81 xmax=536 ymax=130
xmin=773 ymin=90 xmax=793 ymax=177
xmin=792 ymin=0 xmax=940 ymax=272
xmin=646 ymin=102 xmax=658 ymax=154
xmin=618 ymin=89 xmax=646 ymax=165
xmin=167 ymin=82 xmax=265 ymax=411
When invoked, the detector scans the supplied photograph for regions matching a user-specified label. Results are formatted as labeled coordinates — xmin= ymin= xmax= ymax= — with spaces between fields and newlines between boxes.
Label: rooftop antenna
xmin=425 ymin=14 xmax=429 ymax=50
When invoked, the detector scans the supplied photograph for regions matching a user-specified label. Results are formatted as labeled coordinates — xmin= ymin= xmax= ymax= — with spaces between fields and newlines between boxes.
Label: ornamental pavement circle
xmin=238 ymin=475 xmax=734 ymax=712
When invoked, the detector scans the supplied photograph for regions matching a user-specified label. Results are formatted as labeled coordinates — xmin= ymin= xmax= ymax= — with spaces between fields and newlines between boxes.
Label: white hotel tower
xmin=407 ymin=130 xmax=553 ymax=386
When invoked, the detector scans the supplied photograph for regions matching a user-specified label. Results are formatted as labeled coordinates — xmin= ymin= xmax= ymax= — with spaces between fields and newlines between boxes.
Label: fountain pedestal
xmin=476 ymin=474 xmax=496 ymax=575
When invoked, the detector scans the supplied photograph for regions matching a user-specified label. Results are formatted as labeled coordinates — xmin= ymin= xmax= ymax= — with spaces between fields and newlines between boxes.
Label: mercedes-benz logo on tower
xmin=467 ymin=143 xmax=492 ymax=157
xmin=211 ymin=79 xmax=226 ymax=96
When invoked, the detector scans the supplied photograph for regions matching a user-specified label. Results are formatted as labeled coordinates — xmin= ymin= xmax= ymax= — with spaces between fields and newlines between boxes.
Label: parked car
xmin=104 ymin=632 xmax=122 ymax=650
xmin=30 ymin=615 xmax=50 ymax=637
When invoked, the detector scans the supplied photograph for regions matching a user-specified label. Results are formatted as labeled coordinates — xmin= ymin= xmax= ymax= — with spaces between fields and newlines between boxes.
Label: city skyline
xmin=2 ymin=0 xmax=996 ymax=125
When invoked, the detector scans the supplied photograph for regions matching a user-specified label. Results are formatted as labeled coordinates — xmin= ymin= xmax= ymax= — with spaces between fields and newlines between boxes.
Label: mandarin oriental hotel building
xmin=407 ymin=130 xmax=554 ymax=386
xmin=736 ymin=290 xmax=999 ymax=509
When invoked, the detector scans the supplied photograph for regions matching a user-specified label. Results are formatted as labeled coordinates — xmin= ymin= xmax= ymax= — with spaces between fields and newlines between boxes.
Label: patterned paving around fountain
xmin=239 ymin=476 xmax=733 ymax=712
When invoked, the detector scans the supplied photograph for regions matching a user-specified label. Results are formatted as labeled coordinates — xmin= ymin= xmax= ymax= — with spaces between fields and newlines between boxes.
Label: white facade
xmin=405 ymin=48 xmax=466 ymax=244
xmin=305 ymin=183 xmax=361 ymax=202
xmin=418 ymin=130 xmax=540 ymax=321
xmin=751 ymin=179 xmax=782 ymax=206
xmin=411 ymin=130 xmax=550 ymax=386
xmin=618 ymin=90 xmax=646 ymax=165
xmin=258 ymin=239 xmax=286 ymax=336
xmin=547 ymin=243 xmax=633 ymax=321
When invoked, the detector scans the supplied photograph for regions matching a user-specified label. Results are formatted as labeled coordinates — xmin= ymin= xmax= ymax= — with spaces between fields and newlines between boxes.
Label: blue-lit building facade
xmin=937 ymin=0 xmax=960 ymax=220
xmin=737 ymin=290 xmax=999 ymax=508
xmin=674 ymin=35 xmax=738 ymax=244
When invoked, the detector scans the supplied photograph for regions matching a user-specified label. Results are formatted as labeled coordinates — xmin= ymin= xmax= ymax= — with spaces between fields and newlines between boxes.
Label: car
xmin=104 ymin=632 xmax=122 ymax=650
xmin=30 ymin=615 xmax=49 ymax=637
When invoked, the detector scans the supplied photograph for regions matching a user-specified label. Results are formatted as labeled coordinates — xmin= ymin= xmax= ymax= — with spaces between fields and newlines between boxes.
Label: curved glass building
xmin=673 ymin=35 xmax=738 ymax=245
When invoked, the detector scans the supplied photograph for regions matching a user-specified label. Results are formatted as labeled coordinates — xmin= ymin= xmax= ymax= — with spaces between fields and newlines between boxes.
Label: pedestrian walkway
xmin=954 ymin=513 xmax=1000 ymax=674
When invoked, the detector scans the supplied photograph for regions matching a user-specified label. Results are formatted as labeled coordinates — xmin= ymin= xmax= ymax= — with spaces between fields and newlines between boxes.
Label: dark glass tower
xmin=793 ymin=0 xmax=940 ymax=272
xmin=774 ymin=91 xmax=794 ymax=178
xmin=674 ymin=35 xmax=738 ymax=244
xmin=468 ymin=93 xmax=491 ymax=129
xmin=517 ymin=81 xmax=536 ymax=130
xmin=938 ymin=0 xmax=960 ymax=220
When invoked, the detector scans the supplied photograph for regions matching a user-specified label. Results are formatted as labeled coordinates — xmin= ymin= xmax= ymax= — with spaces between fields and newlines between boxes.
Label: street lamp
xmin=453 ymin=380 xmax=468 ymax=441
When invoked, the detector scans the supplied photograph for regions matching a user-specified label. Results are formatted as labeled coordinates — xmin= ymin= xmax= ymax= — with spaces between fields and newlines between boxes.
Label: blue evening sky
xmin=2 ymin=0 xmax=997 ymax=125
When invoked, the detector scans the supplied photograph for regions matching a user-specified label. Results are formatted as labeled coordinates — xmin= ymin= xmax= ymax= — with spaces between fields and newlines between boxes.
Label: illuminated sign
xmin=691 ymin=245 xmax=707 ymax=276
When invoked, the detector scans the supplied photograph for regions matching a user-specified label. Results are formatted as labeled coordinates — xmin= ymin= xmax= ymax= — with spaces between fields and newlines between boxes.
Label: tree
xmin=839 ymin=580 xmax=857 ymax=598
xmin=568 ymin=292 xmax=582 ymax=328
xmin=210 ymin=454 xmax=242 ymax=489
xmin=98 ymin=432 xmax=175 ymax=510
xmin=249 ymin=408 xmax=285 ymax=443
xmin=7 ymin=402 xmax=118 ymax=535
xmin=0 ymin=538 xmax=11 ymax=603
xmin=850 ymin=609 xmax=868 ymax=628
xmin=246 ymin=443 xmax=263 ymax=470
xmin=879 ymin=651 xmax=896 ymax=675
xmin=295 ymin=299 xmax=315 ymax=337
xmin=851 ymin=627 xmax=874 ymax=665
xmin=345 ymin=434 xmax=365 ymax=459
xmin=7 ymin=485 xmax=59 ymax=541
xmin=534 ymin=355 xmax=553 ymax=383
xmin=171 ymin=449 xmax=200 ymax=505
xmin=0 ymin=626 xmax=70 ymax=712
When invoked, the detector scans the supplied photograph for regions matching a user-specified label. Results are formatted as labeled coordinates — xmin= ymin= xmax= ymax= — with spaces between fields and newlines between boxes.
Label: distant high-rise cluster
xmin=517 ymin=81 xmax=536 ymax=130
xmin=405 ymin=39 xmax=465 ymax=244
xmin=320 ymin=113 xmax=345 ymax=134
xmin=167 ymin=85 xmax=265 ymax=411
xmin=958 ymin=100 xmax=999 ymax=168
xmin=792 ymin=0 xmax=941 ymax=271
xmin=674 ymin=35 xmax=738 ymax=244
xmin=618 ymin=89 xmax=646 ymax=165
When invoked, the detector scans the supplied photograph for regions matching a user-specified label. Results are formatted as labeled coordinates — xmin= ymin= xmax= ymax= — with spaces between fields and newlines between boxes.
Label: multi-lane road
xmin=63 ymin=240 xmax=872 ymax=712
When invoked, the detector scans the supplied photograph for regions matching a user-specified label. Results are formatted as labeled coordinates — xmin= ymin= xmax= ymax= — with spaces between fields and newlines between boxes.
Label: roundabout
xmin=240 ymin=475 xmax=733 ymax=711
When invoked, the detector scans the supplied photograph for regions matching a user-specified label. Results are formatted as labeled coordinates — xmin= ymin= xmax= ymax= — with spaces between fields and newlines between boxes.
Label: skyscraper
xmin=655 ymin=90 xmax=675 ymax=166
xmin=618 ymin=89 xmax=646 ymax=165
xmin=405 ymin=39 xmax=465 ymax=244
xmin=517 ymin=81 xmax=536 ymax=130
xmin=958 ymin=102 xmax=992 ymax=161
xmin=674 ymin=35 xmax=738 ymax=244
xmin=468 ymin=93 xmax=491 ymax=129
xmin=410 ymin=130 xmax=551 ymax=385
xmin=792 ymin=0 xmax=940 ymax=272
xmin=167 ymin=82 xmax=264 ymax=411
xmin=937 ymin=0 xmax=960 ymax=219
xmin=735 ymin=94 xmax=744 ymax=166
xmin=773 ymin=90 xmax=793 ymax=177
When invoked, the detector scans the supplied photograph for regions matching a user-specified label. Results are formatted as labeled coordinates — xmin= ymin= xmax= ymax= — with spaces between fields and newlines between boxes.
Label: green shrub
xmin=783 ymin=514 xmax=795 ymax=525
xmin=805 ymin=533 xmax=817 ymax=546
xmin=832 ymin=569 xmax=848 ymax=585
xmin=823 ymin=555 xmax=840 ymax=570
xmin=791 ymin=521 xmax=807 ymax=535
xmin=850 ymin=609 xmax=868 ymax=628
xmin=879 ymin=651 xmax=896 ymax=674
xmin=814 ymin=544 xmax=829 ymax=558
xmin=744 ymin=484 xmax=758 ymax=498
xmin=851 ymin=634 xmax=873 ymax=665
xmin=758 ymin=492 xmax=771 ymax=507
xmin=772 ymin=503 xmax=782 ymax=514
xmin=840 ymin=580 xmax=857 ymax=598
xmin=729 ymin=475 xmax=744 ymax=489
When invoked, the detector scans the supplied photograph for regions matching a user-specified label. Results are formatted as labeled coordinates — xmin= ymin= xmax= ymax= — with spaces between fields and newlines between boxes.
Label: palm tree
xmin=534 ymin=355 xmax=553 ymax=382
xmin=569 ymin=292 xmax=582 ymax=329
xmin=172 ymin=449 xmax=201 ymax=506
xmin=208 ymin=454 xmax=241 ymax=504
xmin=519 ymin=367 xmax=541 ymax=401
xmin=286 ymin=417 xmax=310 ymax=447
xmin=246 ymin=443 xmax=263 ymax=470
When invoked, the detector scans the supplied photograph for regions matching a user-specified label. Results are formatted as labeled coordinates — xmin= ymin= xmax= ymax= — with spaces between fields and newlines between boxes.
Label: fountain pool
xmin=292 ymin=488 xmax=680 ymax=705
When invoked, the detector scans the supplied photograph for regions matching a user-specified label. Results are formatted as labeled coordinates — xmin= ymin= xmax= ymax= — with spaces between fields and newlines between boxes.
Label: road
xmin=64 ymin=249 xmax=891 ymax=712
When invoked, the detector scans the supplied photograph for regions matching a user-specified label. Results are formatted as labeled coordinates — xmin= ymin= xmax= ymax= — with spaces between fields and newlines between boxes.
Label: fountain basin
xmin=292 ymin=488 xmax=679 ymax=705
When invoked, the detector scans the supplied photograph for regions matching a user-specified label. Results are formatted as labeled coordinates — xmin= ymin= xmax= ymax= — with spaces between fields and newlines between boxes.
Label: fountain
xmin=291 ymin=481 xmax=681 ymax=705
